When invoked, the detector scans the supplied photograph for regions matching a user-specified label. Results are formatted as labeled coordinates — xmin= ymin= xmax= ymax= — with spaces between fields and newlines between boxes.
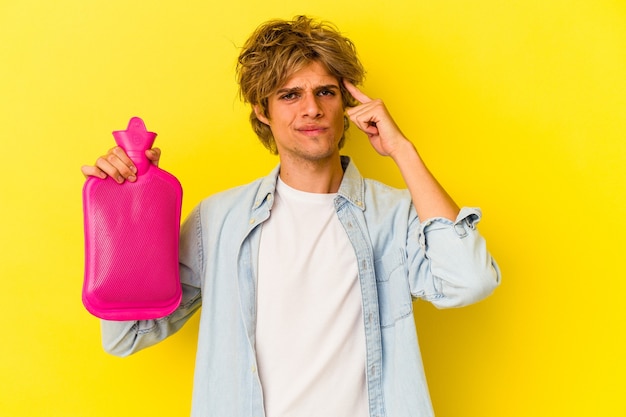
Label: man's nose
xmin=301 ymin=93 xmax=323 ymax=118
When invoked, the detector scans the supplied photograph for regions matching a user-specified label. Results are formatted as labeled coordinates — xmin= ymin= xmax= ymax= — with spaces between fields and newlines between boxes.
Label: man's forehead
xmin=280 ymin=61 xmax=340 ymax=88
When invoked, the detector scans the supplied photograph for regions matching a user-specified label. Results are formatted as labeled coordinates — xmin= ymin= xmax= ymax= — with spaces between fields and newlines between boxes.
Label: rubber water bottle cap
xmin=112 ymin=117 xmax=157 ymax=175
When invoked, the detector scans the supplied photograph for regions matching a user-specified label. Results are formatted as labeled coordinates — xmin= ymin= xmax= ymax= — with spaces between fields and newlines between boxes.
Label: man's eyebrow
xmin=275 ymin=86 xmax=303 ymax=96
xmin=274 ymin=84 xmax=340 ymax=95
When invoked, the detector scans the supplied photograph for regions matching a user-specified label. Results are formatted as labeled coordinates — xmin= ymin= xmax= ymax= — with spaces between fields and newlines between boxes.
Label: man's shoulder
xmin=360 ymin=177 xmax=413 ymax=217
xmin=202 ymin=177 xmax=265 ymax=207
xmin=362 ymin=177 xmax=410 ymax=198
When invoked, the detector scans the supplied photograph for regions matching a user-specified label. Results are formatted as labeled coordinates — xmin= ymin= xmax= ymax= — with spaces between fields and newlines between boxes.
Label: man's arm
xmin=101 ymin=285 xmax=201 ymax=356
xmin=345 ymin=81 xmax=500 ymax=305
xmin=344 ymin=80 xmax=458 ymax=221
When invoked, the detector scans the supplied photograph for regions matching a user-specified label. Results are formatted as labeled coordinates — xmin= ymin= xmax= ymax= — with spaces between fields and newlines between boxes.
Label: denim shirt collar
xmin=251 ymin=155 xmax=366 ymax=212
xmin=337 ymin=156 xmax=366 ymax=211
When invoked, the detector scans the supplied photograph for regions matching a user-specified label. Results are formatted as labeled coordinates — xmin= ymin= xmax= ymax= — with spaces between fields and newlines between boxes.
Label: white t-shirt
xmin=256 ymin=178 xmax=368 ymax=417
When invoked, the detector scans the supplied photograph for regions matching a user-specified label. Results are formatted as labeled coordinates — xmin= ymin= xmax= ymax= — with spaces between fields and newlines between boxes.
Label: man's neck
xmin=278 ymin=155 xmax=344 ymax=194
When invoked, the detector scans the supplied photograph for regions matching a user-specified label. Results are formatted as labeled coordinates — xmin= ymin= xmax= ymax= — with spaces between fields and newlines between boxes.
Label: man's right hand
xmin=81 ymin=147 xmax=161 ymax=184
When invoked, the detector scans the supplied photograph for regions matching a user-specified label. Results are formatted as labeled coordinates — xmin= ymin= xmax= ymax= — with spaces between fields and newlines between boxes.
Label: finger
xmin=94 ymin=156 xmax=127 ymax=183
xmin=348 ymin=111 xmax=380 ymax=137
xmin=343 ymin=79 xmax=371 ymax=104
xmin=96 ymin=148 xmax=136 ymax=183
xmin=81 ymin=165 xmax=107 ymax=179
xmin=146 ymin=147 xmax=161 ymax=166
xmin=346 ymin=99 xmax=380 ymax=127
xmin=109 ymin=146 xmax=137 ymax=174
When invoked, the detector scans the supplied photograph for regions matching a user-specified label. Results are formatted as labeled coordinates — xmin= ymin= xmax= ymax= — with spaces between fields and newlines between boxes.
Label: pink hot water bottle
xmin=82 ymin=117 xmax=183 ymax=320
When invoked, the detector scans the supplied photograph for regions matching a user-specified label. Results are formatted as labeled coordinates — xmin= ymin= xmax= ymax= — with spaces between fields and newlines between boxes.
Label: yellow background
xmin=1 ymin=0 xmax=624 ymax=416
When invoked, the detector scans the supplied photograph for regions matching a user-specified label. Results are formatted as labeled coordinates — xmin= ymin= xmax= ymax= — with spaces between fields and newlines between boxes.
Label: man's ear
xmin=253 ymin=105 xmax=270 ymax=126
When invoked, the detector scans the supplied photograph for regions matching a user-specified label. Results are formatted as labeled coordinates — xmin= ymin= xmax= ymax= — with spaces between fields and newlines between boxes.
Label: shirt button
xmin=249 ymin=218 xmax=255 ymax=224
xmin=251 ymin=365 xmax=257 ymax=373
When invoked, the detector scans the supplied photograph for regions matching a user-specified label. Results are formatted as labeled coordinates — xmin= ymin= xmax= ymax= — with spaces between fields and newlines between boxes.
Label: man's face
xmin=255 ymin=61 xmax=345 ymax=164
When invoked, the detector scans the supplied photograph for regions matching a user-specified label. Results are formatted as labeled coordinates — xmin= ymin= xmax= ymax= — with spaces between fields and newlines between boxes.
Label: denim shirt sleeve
xmin=100 ymin=205 xmax=204 ymax=356
xmin=411 ymin=207 xmax=501 ymax=308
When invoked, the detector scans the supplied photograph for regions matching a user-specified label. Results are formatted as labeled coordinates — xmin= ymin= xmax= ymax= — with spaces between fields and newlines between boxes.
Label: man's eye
xmin=280 ymin=93 xmax=298 ymax=100
xmin=318 ymin=89 xmax=336 ymax=96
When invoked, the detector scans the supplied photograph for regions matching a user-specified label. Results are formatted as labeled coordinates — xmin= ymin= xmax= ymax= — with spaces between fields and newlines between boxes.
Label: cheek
xmin=333 ymin=107 xmax=346 ymax=127
xmin=268 ymin=106 xmax=295 ymax=127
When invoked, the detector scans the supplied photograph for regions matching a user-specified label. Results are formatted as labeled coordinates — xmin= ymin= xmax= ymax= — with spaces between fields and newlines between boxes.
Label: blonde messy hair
xmin=236 ymin=15 xmax=365 ymax=154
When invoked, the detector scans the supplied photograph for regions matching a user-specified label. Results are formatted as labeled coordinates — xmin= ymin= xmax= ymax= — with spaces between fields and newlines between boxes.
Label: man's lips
xmin=296 ymin=126 xmax=328 ymax=135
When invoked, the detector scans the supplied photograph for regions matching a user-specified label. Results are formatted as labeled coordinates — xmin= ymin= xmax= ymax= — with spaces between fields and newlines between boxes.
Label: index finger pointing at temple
xmin=343 ymin=79 xmax=371 ymax=104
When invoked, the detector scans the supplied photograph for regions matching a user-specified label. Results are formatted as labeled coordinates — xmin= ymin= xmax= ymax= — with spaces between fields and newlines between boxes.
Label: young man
xmin=82 ymin=16 xmax=500 ymax=417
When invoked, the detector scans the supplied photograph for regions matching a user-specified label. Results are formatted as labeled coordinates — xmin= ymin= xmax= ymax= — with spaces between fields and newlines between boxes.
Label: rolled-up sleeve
xmin=411 ymin=207 xmax=501 ymax=308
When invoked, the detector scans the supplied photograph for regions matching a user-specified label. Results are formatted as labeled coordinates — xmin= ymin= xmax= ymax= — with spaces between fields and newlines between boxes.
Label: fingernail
xmin=128 ymin=175 xmax=136 ymax=182
xmin=130 ymin=165 xmax=137 ymax=173
xmin=116 ymin=176 xmax=124 ymax=183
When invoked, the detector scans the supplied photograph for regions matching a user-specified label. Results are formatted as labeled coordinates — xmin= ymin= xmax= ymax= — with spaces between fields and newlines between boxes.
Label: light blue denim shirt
xmin=101 ymin=156 xmax=501 ymax=417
